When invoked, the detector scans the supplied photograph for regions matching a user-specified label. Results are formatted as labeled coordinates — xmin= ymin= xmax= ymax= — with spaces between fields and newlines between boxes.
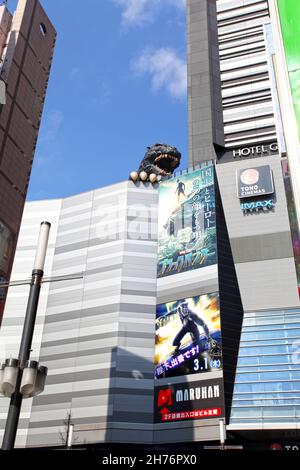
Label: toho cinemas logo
xmin=155 ymin=380 xmax=223 ymax=423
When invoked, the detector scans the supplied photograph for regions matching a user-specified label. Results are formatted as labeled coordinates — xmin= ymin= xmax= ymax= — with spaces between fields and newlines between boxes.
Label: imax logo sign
xmin=241 ymin=199 xmax=274 ymax=212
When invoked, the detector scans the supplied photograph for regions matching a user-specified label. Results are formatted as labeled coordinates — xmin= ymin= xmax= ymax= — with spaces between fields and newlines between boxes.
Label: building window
xmin=230 ymin=307 xmax=300 ymax=425
xmin=39 ymin=23 xmax=47 ymax=36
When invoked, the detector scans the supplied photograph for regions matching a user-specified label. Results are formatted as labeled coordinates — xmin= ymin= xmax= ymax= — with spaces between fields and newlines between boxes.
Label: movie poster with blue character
xmin=157 ymin=165 xmax=217 ymax=278
xmin=155 ymin=293 xmax=222 ymax=379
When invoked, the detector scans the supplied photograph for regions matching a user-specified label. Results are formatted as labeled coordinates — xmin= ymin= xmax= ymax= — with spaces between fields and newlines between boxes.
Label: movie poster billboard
xmin=157 ymin=166 xmax=216 ymax=278
xmin=155 ymin=293 xmax=222 ymax=380
xmin=154 ymin=377 xmax=224 ymax=423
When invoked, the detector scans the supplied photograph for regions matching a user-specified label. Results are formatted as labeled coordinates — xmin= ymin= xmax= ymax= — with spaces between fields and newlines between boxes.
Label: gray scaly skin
xmin=136 ymin=143 xmax=181 ymax=180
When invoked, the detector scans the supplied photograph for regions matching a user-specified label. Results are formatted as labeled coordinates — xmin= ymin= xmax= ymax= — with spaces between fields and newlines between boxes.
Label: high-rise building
xmin=217 ymin=0 xmax=277 ymax=149
xmin=188 ymin=0 xmax=300 ymax=447
xmin=0 ymin=0 xmax=56 ymax=322
xmin=187 ymin=0 xmax=281 ymax=164
xmin=0 ymin=0 xmax=300 ymax=451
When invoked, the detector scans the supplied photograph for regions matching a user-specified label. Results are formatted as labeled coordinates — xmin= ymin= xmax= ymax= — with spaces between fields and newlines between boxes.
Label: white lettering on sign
xmin=233 ymin=143 xmax=278 ymax=158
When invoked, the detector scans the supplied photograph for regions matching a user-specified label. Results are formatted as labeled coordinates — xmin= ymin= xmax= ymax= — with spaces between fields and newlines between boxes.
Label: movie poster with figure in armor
xmin=157 ymin=165 xmax=217 ymax=278
xmin=155 ymin=293 xmax=222 ymax=379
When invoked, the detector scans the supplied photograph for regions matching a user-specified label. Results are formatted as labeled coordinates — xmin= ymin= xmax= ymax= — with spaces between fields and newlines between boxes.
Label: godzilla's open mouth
xmin=154 ymin=153 xmax=180 ymax=176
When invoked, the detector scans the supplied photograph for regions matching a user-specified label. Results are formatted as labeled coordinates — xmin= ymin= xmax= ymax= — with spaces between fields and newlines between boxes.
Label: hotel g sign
xmin=236 ymin=165 xmax=274 ymax=199
xmin=232 ymin=142 xmax=278 ymax=158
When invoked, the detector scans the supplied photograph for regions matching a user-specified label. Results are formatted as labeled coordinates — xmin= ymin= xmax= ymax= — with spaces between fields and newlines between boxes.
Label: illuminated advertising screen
xmin=155 ymin=293 xmax=222 ymax=379
xmin=282 ymin=160 xmax=300 ymax=295
xmin=154 ymin=377 xmax=224 ymax=423
xmin=236 ymin=165 xmax=274 ymax=199
xmin=157 ymin=166 xmax=216 ymax=278
xmin=277 ymin=0 xmax=300 ymax=143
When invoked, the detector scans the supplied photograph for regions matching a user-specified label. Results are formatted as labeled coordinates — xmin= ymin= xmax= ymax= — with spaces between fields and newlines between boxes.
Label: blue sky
xmin=17 ymin=0 xmax=188 ymax=200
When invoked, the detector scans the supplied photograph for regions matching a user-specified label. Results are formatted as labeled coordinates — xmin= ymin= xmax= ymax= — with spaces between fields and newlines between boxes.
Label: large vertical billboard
xmin=277 ymin=0 xmax=300 ymax=143
xmin=157 ymin=166 xmax=216 ymax=278
xmin=155 ymin=293 xmax=222 ymax=380
xmin=263 ymin=22 xmax=286 ymax=153
xmin=282 ymin=160 xmax=300 ymax=294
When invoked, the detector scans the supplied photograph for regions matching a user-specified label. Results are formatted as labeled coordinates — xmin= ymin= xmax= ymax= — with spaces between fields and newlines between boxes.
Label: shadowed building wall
xmin=187 ymin=0 xmax=224 ymax=166
xmin=0 ymin=0 xmax=56 ymax=322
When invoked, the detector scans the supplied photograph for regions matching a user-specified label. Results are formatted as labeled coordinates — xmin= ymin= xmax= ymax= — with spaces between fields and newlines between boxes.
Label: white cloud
xmin=112 ymin=0 xmax=186 ymax=26
xmin=40 ymin=110 xmax=63 ymax=143
xmin=133 ymin=47 xmax=187 ymax=99
xmin=36 ymin=110 xmax=63 ymax=166
xmin=168 ymin=0 xmax=186 ymax=10
xmin=69 ymin=67 xmax=80 ymax=80
xmin=91 ymin=80 xmax=112 ymax=106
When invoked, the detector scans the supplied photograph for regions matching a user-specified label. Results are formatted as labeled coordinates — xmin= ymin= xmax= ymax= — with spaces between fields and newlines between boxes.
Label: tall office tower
xmin=0 ymin=0 xmax=56 ymax=322
xmin=217 ymin=0 xmax=277 ymax=149
xmin=188 ymin=0 xmax=280 ymax=164
xmin=187 ymin=0 xmax=300 ymax=447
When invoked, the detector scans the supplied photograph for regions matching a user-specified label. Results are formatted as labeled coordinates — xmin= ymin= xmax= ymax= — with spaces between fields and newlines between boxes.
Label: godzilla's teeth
xmin=154 ymin=165 xmax=171 ymax=176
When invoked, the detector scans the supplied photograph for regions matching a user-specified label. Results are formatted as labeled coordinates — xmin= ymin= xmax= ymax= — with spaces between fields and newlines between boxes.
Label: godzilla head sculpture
xmin=130 ymin=143 xmax=181 ymax=183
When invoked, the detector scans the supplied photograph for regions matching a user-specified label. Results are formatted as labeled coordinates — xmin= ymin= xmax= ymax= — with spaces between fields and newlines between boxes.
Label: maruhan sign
xmin=176 ymin=384 xmax=220 ymax=402
xmin=154 ymin=377 xmax=225 ymax=423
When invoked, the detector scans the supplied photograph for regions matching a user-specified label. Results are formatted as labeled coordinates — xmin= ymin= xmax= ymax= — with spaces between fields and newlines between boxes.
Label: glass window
xmin=261 ymin=371 xmax=300 ymax=381
xmin=234 ymin=381 xmax=296 ymax=393
xmin=237 ymin=356 xmax=259 ymax=366
xmin=235 ymin=372 xmax=259 ymax=382
xmin=261 ymin=417 xmax=297 ymax=423
xmin=230 ymin=418 xmax=259 ymax=424
xmin=231 ymin=308 xmax=300 ymax=426
xmin=240 ymin=344 xmax=296 ymax=355
xmin=262 ymin=406 xmax=299 ymax=417
xmin=231 ymin=407 xmax=262 ymax=417
xmin=244 ymin=316 xmax=285 ymax=326
xmin=232 ymin=416 xmax=298 ymax=424
xmin=237 ymin=364 xmax=300 ymax=373
xmin=233 ymin=398 xmax=300 ymax=407
xmin=245 ymin=322 xmax=300 ymax=332
xmin=242 ymin=329 xmax=300 ymax=340
xmin=240 ymin=339 xmax=291 ymax=346
xmin=258 ymin=355 xmax=295 ymax=365
xmin=233 ymin=392 xmax=300 ymax=400
xmin=234 ymin=383 xmax=253 ymax=393
xmin=235 ymin=371 xmax=300 ymax=382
